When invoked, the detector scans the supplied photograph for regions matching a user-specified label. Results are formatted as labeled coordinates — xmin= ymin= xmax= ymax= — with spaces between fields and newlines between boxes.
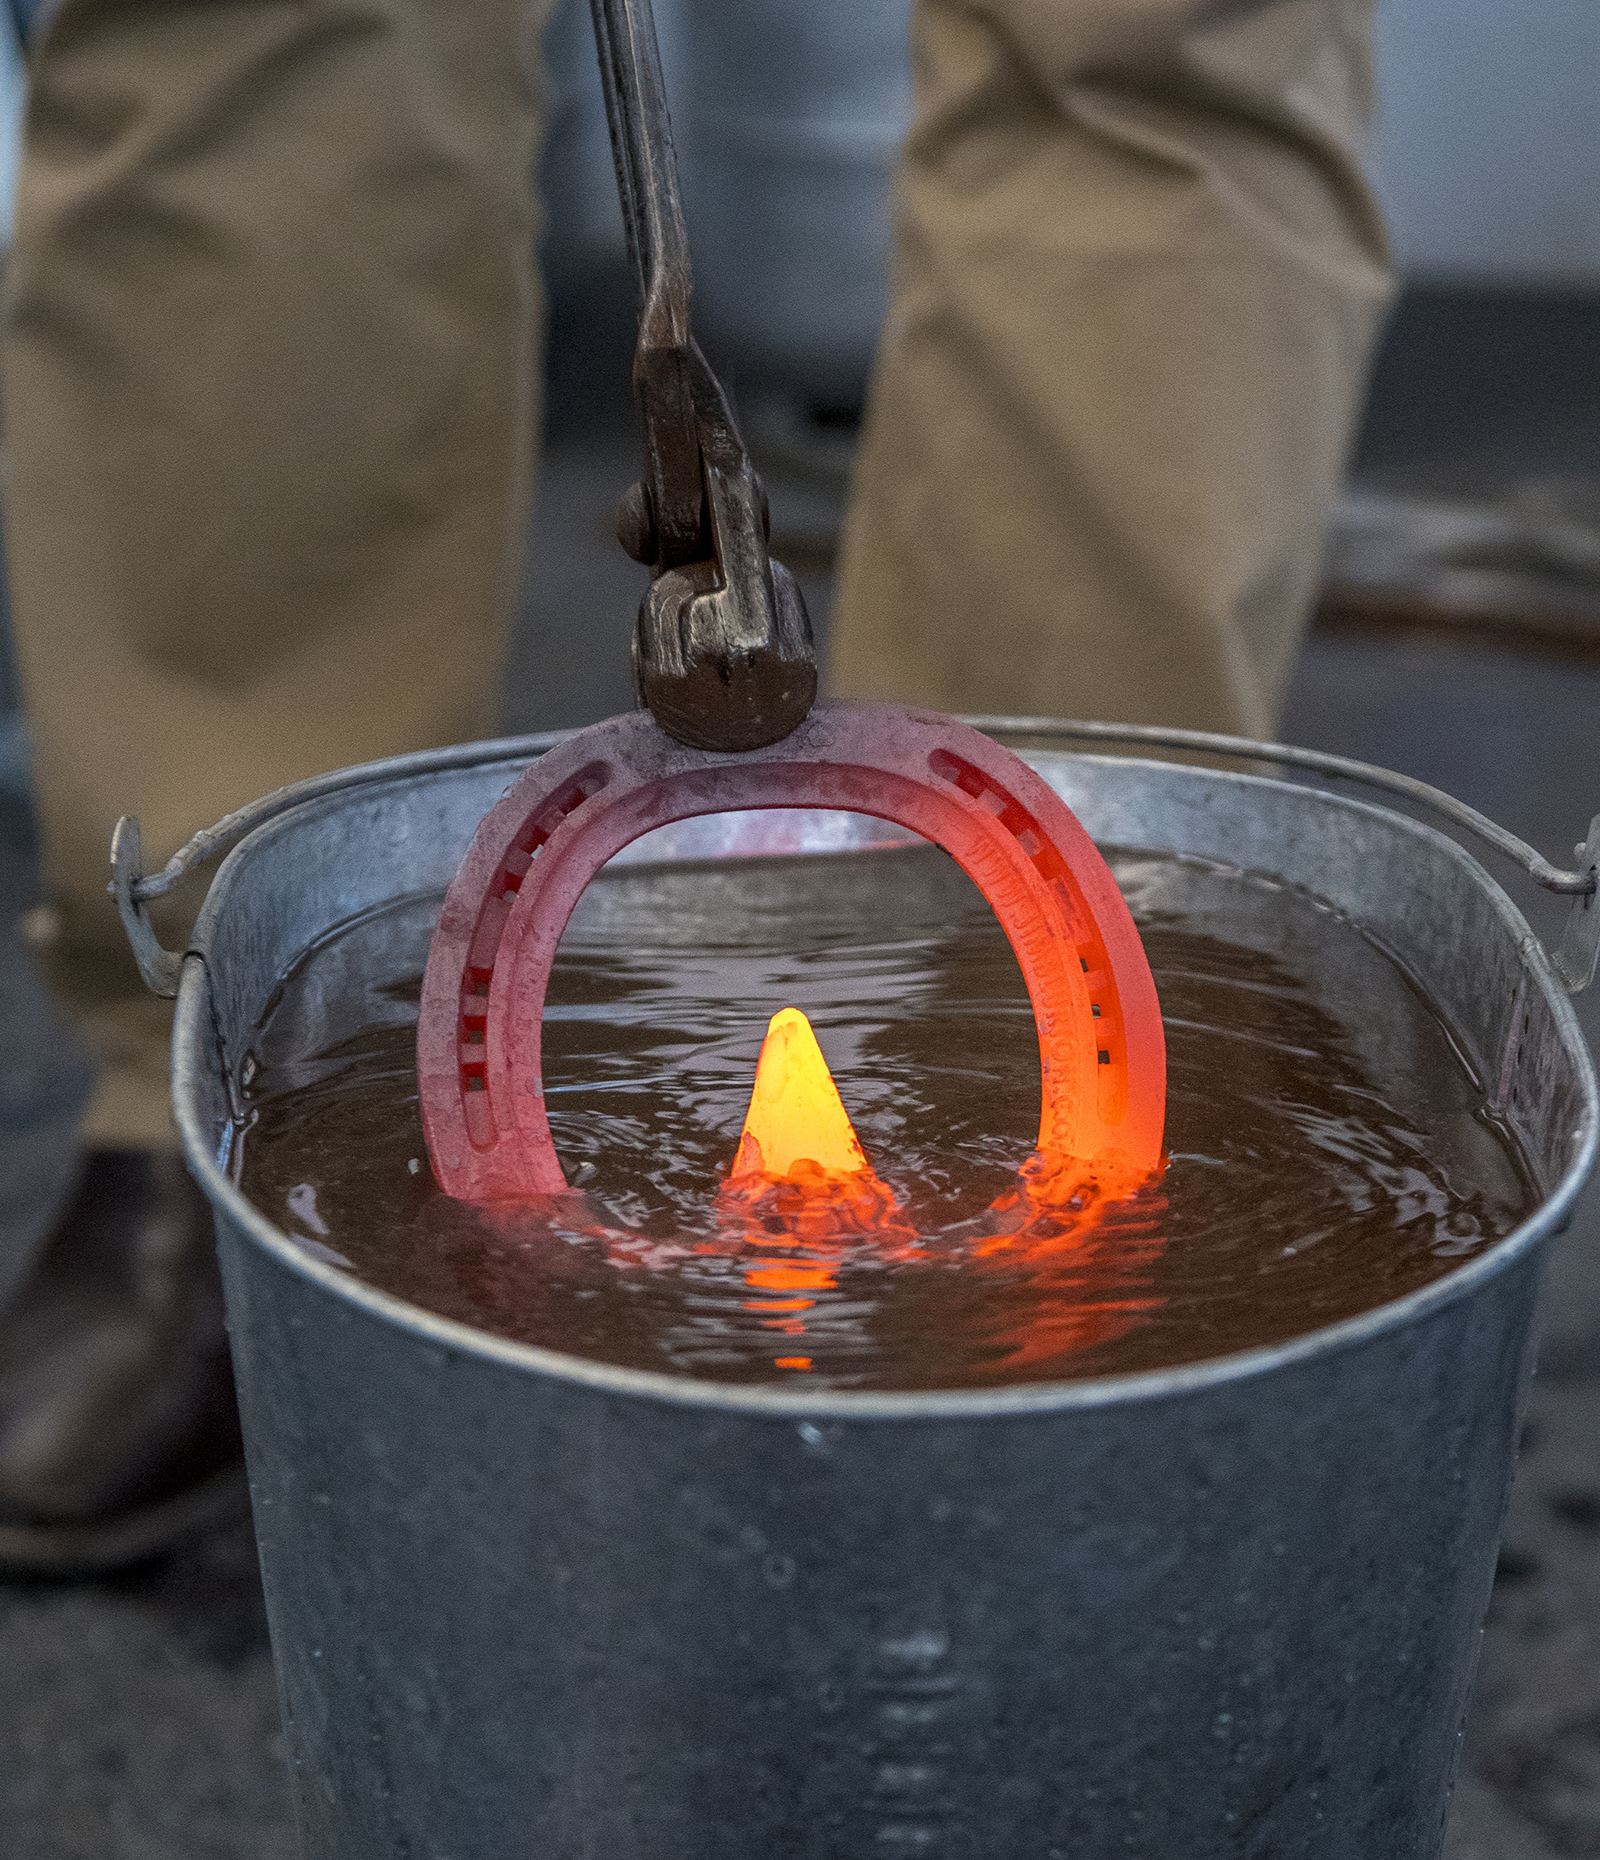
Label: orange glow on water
xmin=720 ymin=1009 xmax=899 ymax=1362
xmin=704 ymin=1006 xmax=1168 ymax=1376
xmin=744 ymin=1261 xmax=837 ymax=1292
xmin=493 ymin=1003 xmax=1167 ymax=1381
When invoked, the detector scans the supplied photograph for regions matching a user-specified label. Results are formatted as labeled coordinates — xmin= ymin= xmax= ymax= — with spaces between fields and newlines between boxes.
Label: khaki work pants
xmin=2 ymin=0 xmax=1390 ymax=1154
xmin=830 ymin=0 xmax=1393 ymax=728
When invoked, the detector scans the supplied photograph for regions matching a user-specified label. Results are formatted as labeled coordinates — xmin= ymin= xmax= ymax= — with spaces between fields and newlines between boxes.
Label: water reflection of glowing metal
xmin=716 ymin=1006 xmax=1165 ymax=1373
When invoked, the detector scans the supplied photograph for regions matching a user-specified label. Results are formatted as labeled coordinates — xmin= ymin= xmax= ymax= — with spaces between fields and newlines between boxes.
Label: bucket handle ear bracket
xmin=110 ymin=814 xmax=184 ymax=998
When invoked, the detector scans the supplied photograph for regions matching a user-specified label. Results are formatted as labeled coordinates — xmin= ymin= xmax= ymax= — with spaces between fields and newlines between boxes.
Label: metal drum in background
xmin=136 ymin=723 xmax=1596 ymax=1859
xmin=541 ymin=0 xmax=691 ymax=292
xmin=671 ymin=0 xmax=912 ymax=407
xmin=538 ymin=0 xmax=911 ymax=452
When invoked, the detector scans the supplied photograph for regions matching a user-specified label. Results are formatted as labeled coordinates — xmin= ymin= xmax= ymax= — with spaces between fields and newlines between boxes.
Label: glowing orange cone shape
xmin=731 ymin=1009 xmax=870 ymax=1181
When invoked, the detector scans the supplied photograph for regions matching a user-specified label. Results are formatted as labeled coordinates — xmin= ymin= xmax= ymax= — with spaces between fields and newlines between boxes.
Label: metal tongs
xmin=588 ymin=0 xmax=817 ymax=753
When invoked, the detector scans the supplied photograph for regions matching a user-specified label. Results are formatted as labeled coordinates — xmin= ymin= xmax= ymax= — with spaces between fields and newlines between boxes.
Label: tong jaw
xmin=633 ymin=488 xmax=816 ymax=754
xmin=623 ymin=346 xmax=816 ymax=752
xmin=590 ymin=0 xmax=817 ymax=754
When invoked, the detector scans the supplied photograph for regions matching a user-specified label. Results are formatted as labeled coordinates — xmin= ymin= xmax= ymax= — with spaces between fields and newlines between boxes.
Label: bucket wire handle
xmin=970 ymin=717 xmax=1600 ymax=995
xmin=110 ymin=720 xmax=1599 ymax=998
xmin=587 ymin=0 xmax=817 ymax=754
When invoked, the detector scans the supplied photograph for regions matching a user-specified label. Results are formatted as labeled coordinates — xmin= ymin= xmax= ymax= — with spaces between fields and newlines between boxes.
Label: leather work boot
xmin=0 ymin=1150 xmax=248 ymax=1575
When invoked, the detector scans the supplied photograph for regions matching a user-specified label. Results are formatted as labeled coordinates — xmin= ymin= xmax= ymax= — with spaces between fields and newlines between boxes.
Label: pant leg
xmin=3 ymin=0 xmax=549 ymax=1149
xmin=828 ymin=0 xmax=1393 ymax=737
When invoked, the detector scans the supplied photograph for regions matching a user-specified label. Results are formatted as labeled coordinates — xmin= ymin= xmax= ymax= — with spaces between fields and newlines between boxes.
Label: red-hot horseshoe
xmin=417 ymin=706 xmax=1166 ymax=1203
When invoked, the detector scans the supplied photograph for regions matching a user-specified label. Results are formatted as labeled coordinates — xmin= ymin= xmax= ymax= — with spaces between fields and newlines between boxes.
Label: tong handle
xmin=585 ymin=0 xmax=817 ymax=753
xmin=588 ymin=0 xmax=687 ymax=324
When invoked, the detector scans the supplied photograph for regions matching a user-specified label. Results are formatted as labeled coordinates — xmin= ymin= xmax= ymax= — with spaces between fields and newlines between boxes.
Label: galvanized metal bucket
xmin=116 ymin=720 xmax=1599 ymax=1859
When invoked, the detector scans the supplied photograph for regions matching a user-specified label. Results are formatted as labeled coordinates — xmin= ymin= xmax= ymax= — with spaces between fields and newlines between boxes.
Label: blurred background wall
xmin=1372 ymin=0 xmax=1600 ymax=285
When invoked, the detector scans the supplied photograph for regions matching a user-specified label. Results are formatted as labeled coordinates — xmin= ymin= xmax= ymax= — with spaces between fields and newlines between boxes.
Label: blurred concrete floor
xmin=3 ymin=285 xmax=1600 ymax=1855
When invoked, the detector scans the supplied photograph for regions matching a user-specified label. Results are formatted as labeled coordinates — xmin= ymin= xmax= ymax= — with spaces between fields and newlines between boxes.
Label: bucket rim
xmin=174 ymin=741 xmax=1600 ymax=1421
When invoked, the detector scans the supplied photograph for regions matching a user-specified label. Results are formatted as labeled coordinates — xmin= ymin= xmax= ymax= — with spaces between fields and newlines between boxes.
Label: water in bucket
xmin=233 ymin=833 xmax=1532 ymax=1391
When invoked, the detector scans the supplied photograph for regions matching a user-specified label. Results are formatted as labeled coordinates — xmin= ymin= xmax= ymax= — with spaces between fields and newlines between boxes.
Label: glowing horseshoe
xmin=417 ymin=705 xmax=1166 ymax=1203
